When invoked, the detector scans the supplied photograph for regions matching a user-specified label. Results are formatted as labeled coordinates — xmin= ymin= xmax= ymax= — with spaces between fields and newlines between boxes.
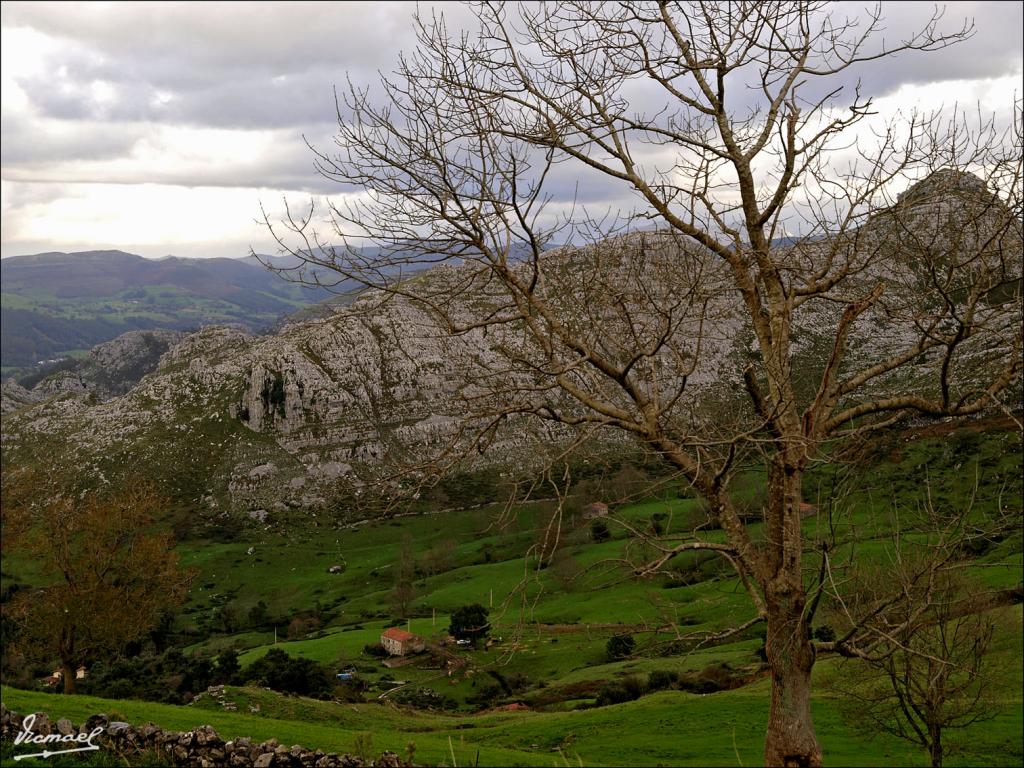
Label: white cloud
xmin=3 ymin=182 xmax=267 ymax=257
xmin=0 ymin=180 xmax=371 ymax=259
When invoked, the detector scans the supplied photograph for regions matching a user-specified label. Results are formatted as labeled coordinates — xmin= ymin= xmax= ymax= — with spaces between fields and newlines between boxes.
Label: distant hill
xmin=0 ymin=250 xmax=346 ymax=374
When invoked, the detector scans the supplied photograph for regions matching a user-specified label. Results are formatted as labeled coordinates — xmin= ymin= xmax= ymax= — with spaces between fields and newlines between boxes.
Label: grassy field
xmin=4 ymin=637 xmax=1021 ymax=768
xmin=2 ymin=425 xmax=1021 ymax=766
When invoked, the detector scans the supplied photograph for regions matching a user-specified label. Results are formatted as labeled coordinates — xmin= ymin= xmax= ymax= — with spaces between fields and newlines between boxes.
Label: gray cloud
xmin=830 ymin=2 xmax=1022 ymax=91
xmin=16 ymin=67 xmax=344 ymax=130
xmin=1 ymin=130 xmax=339 ymax=194
xmin=1 ymin=1 xmax=424 ymax=77
xmin=1 ymin=1 xmax=1020 ymax=257
xmin=1 ymin=1 xmax=481 ymax=131
xmin=5 ymin=2 xmax=1019 ymax=158
xmin=0 ymin=114 xmax=145 ymax=166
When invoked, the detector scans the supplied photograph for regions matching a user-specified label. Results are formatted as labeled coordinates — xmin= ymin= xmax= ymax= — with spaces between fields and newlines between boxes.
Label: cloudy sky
xmin=1 ymin=1 xmax=1021 ymax=260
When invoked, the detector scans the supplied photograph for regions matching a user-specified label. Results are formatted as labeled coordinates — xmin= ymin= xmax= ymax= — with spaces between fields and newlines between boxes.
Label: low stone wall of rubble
xmin=0 ymin=703 xmax=404 ymax=767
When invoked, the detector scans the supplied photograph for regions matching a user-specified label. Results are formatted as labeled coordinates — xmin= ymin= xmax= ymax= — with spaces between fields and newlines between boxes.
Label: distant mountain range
xmin=0 ymin=250 xmax=347 ymax=374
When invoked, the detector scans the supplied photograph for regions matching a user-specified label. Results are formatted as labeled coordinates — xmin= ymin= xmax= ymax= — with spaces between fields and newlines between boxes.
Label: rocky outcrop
xmin=2 ymin=328 xmax=184 ymax=410
xmin=34 ymin=369 xmax=92 ymax=398
xmin=86 ymin=328 xmax=185 ymax=396
xmin=0 ymin=704 xmax=403 ymax=767
xmin=0 ymin=379 xmax=43 ymax=414
xmin=897 ymin=167 xmax=988 ymax=204
xmin=0 ymin=293 xmax=503 ymax=524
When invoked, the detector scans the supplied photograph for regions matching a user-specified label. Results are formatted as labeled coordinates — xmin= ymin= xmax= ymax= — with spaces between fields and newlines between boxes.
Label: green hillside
xmin=0 ymin=250 xmax=338 ymax=375
xmin=2 ymin=424 xmax=1020 ymax=766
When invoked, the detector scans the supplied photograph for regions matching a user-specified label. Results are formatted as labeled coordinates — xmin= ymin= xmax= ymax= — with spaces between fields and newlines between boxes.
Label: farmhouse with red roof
xmin=381 ymin=626 xmax=425 ymax=656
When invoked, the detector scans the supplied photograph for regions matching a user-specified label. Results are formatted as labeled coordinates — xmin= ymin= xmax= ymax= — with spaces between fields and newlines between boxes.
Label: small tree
xmin=242 ymin=647 xmax=333 ymax=698
xmin=449 ymin=604 xmax=490 ymax=644
xmin=420 ymin=538 xmax=457 ymax=577
xmin=215 ymin=604 xmax=240 ymax=634
xmin=608 ymin=465 xmax=649 ymax=504
xmin=4 ymin=478 xmax=193 ymax=693
xmin=216 ymin=648 xmax=241 ymax=684
xmin=590 ymin=519 xmax=611 ymax=543
xmin=868 ymin=613 xmax=996 ymax=768
xmin=248 ymin=600 xmax=270 ymax=629
xmin=548 ymin=548 xmax=583 ymax=591
xmin=390 ymin=535 xmax=418 ymax=618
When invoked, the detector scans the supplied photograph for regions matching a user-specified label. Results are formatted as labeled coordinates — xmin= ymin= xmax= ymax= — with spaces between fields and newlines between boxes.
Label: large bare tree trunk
xmin=929 ymin=725 xmax=943 ymax=768
xmin=764 ymin=587 xmax=820 ymax=766
xmin=60 ymin=660 xmax=76 ymax=695
xmin=763 ymin=465 xmax=821 ymax=767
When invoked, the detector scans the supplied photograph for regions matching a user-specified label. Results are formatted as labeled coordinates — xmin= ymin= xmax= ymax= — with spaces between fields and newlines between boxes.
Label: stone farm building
xmin=799 ymin=503 xmax=818 ymax=519
xmin=41 ymin=666 xmax=87 ymax=688
xmin=582 ymin=501 xmax=609 ymax=519
xmin=381 ymin=627 xmax=425 ymax=656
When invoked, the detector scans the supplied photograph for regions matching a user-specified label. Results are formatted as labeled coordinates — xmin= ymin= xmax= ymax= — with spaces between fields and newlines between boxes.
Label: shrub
xmin=622 ymin=674 xmax=647 ymax=699
xmin=677 ymin=663 xmax=742 ymax=694
xmin=605 ymin=633 xmax=635 ymax=661
xmin=82 ymin=649 xmax=216 ymax=704
xmin=247 ymin=600 xmax=270 ymax=629
xmin=215 ymin=648 xmax=240 ymax=683
xmin=241 ymin=648 xmax=333 ymax=698
xmin=287 ymin=615 xmax=323 ymax=639
xmin=467 ymin=682 xmax=505 ymax=708
xmin=812 ymin=624 xmax=836 ymax=643
xmin=506 ymin=671 xmax=532 ymax=693
xmin=647 ymin=669 xmax=679 ymax=691
xmin=590 ymin=519 xmax=611 ymax=542
xmin=391 ymin=686 xmax=457 ymax=710
xmin=363 ymin=643 xmax=388 ymax=658
xmin=486 ymin=670 xmax=513 ymax=696
xmin=596 ymin=674 xmax=647 ymax=706
xmin=658 ymin=639 xmax=688 ymax=657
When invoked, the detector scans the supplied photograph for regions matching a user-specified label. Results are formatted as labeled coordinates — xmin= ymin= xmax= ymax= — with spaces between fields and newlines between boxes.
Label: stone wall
xmin=0 ymin=704 xmax=404 ymax=767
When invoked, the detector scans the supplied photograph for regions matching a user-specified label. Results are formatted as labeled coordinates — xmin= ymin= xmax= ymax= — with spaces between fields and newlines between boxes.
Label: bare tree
xmin=390 ymin=534 xmax=418 ymax=618
xmin=259 ymin=2 xmax=1021 ymax=764
xmin=838 ymin=603 xmax=998 ymax=768
xmin=825 ymin=512 xmax=1012 ymax=768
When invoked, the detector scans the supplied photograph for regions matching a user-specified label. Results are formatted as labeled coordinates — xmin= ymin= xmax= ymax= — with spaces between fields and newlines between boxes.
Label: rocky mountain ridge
xmin=1 ymin=172 xmax=1019 ymax=531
